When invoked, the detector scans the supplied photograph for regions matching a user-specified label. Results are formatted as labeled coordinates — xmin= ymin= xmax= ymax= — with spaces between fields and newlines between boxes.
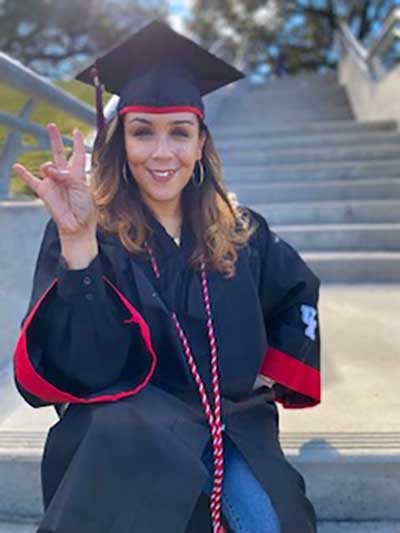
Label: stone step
xmin=219 ymin=108 xmax=353 ymax=125
xmin=247 ymin=82 xmax=348 ymax=96
xmin=212 ymin=120 xmax=398 ymax=140
xmin=222 ymin=91 xmax=351 ymax=107
xmin=258 ymin=72 xmax=338 ymax=87
xmin=250 ymin=77 xmax=339 ymax=93
xmin=222 ymin=77 xmax=353 ymax=119
xmin=220 ymin=144 xmax=400 ymax=166
xmin=242 ymin=95 xmax=351 ymax=111
xmin=264 ymin=71 xmax=337 ymax=84
xmin=224 ymin=160 xmax=400 ymax=181
xmin=2 ymin=521 xmax=399 ymax=533
xmin=224 ymin=85 xmax=349 ymax=102
xmin=257 ymin=200 xmax=400 ymax=225
xmin=225 ymin=80 xmax=348 ymax=100
xmin=226 ymin=83 xmax=348 ymax=98
xmin=318 ymin=523 xmax=400 ymax=533
xmin=274 ymin=223 xmax=400 ymax=252
xmin=291 ymin=436 xmax=400 ymax=523
xmin=1 ymin=429 xmax=399 ymax=522
xmin=0 ymin=523 xmax=38 ymax=533
xmin=302 ymin=252 xmax=400 ymax=283
xmin=230 ymin=178 xmax=400 ymax=204
xmin=216 ymin=130 xmax=400 ymax=151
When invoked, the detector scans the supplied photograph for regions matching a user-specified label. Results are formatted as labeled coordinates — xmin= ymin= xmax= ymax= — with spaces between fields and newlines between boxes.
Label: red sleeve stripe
xmin=14 ymin=277 xmax=157 ymax=404
xmin=260 ymin=345 xmax=320 ymax=404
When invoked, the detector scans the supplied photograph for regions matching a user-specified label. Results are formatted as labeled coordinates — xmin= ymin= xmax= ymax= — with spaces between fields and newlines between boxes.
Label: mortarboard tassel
xmin=91 ymin=64 xmax=105 ymax=133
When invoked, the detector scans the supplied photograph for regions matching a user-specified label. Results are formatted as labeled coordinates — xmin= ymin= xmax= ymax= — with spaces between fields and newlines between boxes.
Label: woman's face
xmin=123 ymin=111 xmax=206 ymax=211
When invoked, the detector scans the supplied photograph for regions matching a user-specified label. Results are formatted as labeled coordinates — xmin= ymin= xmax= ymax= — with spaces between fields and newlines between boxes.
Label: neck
xmin=142 ymin=195 xmax=183 ymax=237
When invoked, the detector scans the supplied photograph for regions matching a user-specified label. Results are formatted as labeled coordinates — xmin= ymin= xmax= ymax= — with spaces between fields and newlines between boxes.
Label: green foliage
xmin=0 ymin=0 xmax=168 ymax=76
xmin=188 ymin=0 xmax=396 ymax=76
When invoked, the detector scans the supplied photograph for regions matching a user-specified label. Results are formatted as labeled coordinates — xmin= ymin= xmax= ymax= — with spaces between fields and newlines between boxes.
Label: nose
xmin=152 ymin=134 xmax=173 ymax=159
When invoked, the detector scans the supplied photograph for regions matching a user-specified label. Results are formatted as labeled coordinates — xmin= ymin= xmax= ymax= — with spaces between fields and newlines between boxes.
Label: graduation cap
xmin=75 ymin=19 xmax=245 ymax=131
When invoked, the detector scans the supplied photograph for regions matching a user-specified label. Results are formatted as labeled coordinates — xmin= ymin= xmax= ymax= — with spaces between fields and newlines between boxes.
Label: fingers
xmin=39 ymin=162 xmax=55 ymax=179
xmin=47 ymin=123 xmax=67 ymax=169
xmin=70 ymin=128 xmax=86 ymax=180
xmin=13 ymin=163 xmax=42 ymax=194
xmin=39 ymin=162 xmax=70 ymax=183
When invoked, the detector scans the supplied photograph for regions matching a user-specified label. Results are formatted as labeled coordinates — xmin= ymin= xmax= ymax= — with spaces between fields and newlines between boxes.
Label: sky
xmin=166 ymin=0 xmax=193 ymax=32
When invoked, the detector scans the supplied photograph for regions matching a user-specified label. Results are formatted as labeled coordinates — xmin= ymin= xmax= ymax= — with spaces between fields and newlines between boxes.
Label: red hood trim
xmin=14 ymin=277 xmax=157 ymax=404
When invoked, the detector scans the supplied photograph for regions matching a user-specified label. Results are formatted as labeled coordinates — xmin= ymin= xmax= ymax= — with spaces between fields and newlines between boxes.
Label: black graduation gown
xmin=13 ymin=206 xmax=321 ymax=533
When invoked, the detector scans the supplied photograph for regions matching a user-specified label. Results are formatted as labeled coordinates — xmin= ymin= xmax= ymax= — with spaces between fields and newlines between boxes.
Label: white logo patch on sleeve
xmin=300 ymin=304 xmax=317 ymax=341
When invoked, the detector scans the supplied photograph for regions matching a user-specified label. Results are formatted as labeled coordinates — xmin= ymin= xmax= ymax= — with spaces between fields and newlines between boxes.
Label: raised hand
xmin=13 ymin=123 xmax=97 ymax=239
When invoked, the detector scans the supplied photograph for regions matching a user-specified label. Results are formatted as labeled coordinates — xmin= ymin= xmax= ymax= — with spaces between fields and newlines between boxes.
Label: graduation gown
xmin=13 ymin=206 xmax=321 ymax=533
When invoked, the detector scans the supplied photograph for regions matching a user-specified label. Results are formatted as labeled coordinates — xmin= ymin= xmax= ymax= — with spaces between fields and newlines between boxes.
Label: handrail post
xmin=0 ymin=98 xmax=35 ymax=197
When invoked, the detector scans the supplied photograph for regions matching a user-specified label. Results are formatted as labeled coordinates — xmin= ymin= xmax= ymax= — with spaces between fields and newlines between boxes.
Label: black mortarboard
xmin=75 ymin=19 xmax=245 ymax=130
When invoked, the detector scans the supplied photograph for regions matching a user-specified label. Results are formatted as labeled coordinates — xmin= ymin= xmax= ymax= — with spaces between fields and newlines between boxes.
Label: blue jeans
xmin=202 ymin=434 xmax=281 ymax=533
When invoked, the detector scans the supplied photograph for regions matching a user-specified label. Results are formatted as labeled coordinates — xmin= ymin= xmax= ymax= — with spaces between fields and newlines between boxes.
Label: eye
xmin=133 ymin=128 xmax=152 ymax=137
xmin=171 ymin=128 xmax=190 ymax=138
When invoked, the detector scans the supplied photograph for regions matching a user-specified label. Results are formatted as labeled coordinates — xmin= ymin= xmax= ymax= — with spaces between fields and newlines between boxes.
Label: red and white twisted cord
xmin=144 ymin=242 xmax=226 ymax=532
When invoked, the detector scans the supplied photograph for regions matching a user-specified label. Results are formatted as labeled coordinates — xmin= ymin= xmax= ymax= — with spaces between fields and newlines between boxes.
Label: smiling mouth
xmin=147 ymin=169 xmax=178 ymax=181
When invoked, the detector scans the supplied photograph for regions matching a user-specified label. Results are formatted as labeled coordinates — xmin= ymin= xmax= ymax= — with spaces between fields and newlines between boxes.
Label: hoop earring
xmin=192 ymin=160 xmax=205 ymax=187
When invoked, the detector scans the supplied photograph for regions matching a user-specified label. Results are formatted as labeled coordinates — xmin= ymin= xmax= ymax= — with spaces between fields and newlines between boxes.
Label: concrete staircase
xmin=1 ymin=74 xmax=400 ymax=532
xmin=213 ymin=73 xmax=400 ymax=283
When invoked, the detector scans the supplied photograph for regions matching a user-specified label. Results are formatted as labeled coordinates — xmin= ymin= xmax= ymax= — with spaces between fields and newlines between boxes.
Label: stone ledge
xmin=1 ymin=521 xmax=399 ymax=533
xmin=1 ymin=429 xmax=400 ymax=457
xmin=0 ymin=430 xmax=399 ymax=521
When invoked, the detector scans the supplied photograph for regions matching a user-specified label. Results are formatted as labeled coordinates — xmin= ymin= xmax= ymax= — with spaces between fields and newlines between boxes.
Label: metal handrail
xmin=0 ymin=53 xmax=95 ymax=124
xmin=337 ymin=22 xmax=368 ymax=71
xmin=0 ymin=111 xmax=74 ymax=149
xmin=0 ymin=52 xmax=96 ymax=197
xmin=337 ymin=6 xmax=400 ymax=79
xmin=367 ymin=7 xmax=400 ymax=65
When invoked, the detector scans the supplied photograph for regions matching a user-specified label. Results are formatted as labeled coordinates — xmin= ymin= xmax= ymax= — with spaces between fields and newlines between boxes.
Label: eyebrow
xmin=127 ymin=118 xmax=196 ymax=126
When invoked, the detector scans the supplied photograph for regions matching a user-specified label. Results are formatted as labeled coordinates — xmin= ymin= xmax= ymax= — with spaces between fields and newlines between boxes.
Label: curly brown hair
xmin=90 ymin=115 xmax=256 ymax=278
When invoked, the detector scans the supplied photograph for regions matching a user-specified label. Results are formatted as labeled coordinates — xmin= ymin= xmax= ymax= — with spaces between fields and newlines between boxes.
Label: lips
xmin=147 ymin=168 xmax=178 ymax=182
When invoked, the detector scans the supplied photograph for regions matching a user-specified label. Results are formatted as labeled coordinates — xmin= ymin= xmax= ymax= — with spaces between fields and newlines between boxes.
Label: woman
xmin=13 ymin=20 xmax=321 ymax=533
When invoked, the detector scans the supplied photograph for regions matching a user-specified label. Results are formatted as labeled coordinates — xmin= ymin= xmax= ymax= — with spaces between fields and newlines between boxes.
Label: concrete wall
xmin=0 ymin=200 xmax=48 ymax=369
xmin=338 ymin=52 xmax=400 ymax=123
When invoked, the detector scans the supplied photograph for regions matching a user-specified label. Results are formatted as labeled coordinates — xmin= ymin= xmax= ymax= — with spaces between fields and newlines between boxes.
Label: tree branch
xmin=302 ymin=7 xmax=338 ymax=29
xmin=22 ymin=45 xmax=94 ymax=62
xmin=358 ymin=1 xmax=373 ymax=40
